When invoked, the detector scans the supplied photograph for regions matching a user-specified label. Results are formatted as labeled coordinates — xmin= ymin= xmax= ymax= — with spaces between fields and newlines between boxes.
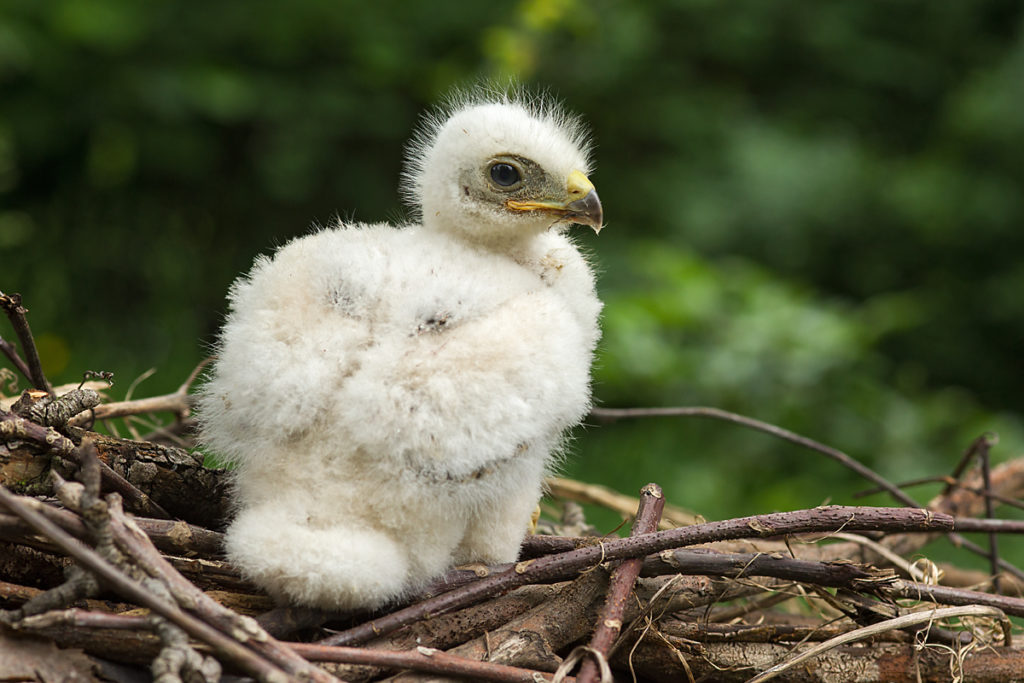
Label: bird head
xmin=404 ymin=95 xmax=602 ymax=244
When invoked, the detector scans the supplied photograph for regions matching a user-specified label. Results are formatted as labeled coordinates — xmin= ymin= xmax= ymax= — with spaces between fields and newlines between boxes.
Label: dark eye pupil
xmin=490 ymin=163 xmax=520 ymax=187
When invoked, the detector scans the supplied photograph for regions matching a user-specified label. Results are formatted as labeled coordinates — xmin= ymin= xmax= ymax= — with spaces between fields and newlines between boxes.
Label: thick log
xmin=0 ymin=428 xmax=230 ymax=529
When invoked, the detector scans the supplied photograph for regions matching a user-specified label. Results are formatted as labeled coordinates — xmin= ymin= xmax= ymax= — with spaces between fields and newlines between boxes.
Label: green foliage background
xmin=2 ymin=1 xmax=1023 ymax=545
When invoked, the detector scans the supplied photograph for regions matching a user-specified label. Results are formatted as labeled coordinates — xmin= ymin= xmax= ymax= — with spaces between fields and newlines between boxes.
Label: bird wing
xmin=199 ymin=226 xmax=380 ymax=466
xmin=200 ymin=225 xmax=597 ymax=477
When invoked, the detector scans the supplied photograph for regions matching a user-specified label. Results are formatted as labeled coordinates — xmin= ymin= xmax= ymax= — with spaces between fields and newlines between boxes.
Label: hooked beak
xmin=505 ymin=169 xmax=604 ymax=233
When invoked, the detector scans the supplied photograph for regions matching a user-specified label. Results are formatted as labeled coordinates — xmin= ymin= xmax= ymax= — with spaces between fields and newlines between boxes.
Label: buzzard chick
xmin=199 ymin=93 xmax=603 ymax=609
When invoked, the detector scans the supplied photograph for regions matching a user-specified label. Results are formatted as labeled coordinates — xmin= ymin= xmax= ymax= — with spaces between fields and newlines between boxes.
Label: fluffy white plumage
xmin=199 ymin=92 xmax=603 ymax=609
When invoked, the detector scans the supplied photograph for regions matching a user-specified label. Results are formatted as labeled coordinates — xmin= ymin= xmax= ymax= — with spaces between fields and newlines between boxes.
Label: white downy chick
xmin=199 ymin=91 xmax=603 ymax=609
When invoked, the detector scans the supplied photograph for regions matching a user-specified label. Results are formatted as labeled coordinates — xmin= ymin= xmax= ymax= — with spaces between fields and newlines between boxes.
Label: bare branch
xmin=590 ymin=406 xmax=921 ymax=508
xmin=591 ymin=406 xmax=1024 ymax=581
xmin=545 ymin=476 xmax=697 ymax=527
xmin=576 ymin=483 xmax=664 ymax=683
xmin=0 ymin=408 xmax=171 ymax=518
xmin=322 ymin=505 xmax=953 ymax=647
xmin=0 ymin=485 xmax=295 ymax=680
xmin=0 ymin=334 xmax=33 ymax=387
xmin=0 ymin=291 xmax=52 ymax=395
xmin=291 ymin=641 xmax=575 ymax=682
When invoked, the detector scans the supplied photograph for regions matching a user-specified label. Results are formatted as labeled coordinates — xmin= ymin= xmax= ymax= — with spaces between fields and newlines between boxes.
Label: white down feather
xmin=199 ymin=93 xmax=602 ymax=609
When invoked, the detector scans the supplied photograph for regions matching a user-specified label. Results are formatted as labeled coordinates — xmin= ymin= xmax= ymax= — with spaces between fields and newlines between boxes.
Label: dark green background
xmin=2 ymin=1 xmax=1022 ymax=546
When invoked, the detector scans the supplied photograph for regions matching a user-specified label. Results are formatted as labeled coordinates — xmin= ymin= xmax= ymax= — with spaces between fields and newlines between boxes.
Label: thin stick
xmin=66 ymin=358 xmax=209 ymax=429
xmin=546 ymin=476 xmax=698 ymax=527
xmin=952 ymin=518 xmax=1024 ymax=533
xmin=0 ymin=292 xmax=53 ymax=395
xmin=0 ymin=486 xmax=293 ymax=680
xmin=944 ymin=433 xmax=998 ymax=495
xmin=577 ymin=483 xmax=664 ymax=683
xmin=0 ymin=409 xmax=171 ymax=518
xmin=68 ymin=392 xmax=193 ymax=427
xmin=957 ymin=487 xmax=1024 ymax=512
xmin=19 ymin=608 xmax=150 ymax=631
xmin=829 ymin=532 xmax=926 ymax=581
xmin=591 ymin=406 xmax=921 ymax=509
xmin=178 ymin=356 xmax=213 ymax=394
xmin=641 ymin=547 xmax=1024 ymax=617
xmin=978 ymin=439 xmax=1001 ymax=593
xmin=321 ymin=505 xmax=953 ymax=647
xmin=949 ymin=535 xmax=1024 ymax=583
xmin=0 ymin=334 xmax=33 ymax=385
xmin=0 ymin=502 xmax=224 ymax=558
xmin=290 ymin=642 xmax=572 ymax=682
xmin=94 ymin=492 xmax=333 ymax=681
xmin=745 ymin=604 xmax=1012 ymax=683
xmin=883 ymin=579 xmax=1024 ymax=617
xmin=857 ymin=477 xmax=1024 ymax=513
xmin=591 ymin=406 xmax=1024 ymax=581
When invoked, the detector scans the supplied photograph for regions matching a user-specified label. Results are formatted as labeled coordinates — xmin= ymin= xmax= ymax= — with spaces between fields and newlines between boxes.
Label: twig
xmin=590 ymin=406 xmax=922 ymax=509
xmin=93 ymin=490 xmax=335 ymax=681
xmin=0 ymin=579 xmax=43 ymax=604
xmin=953 ymin=486 xmax=1024 ymax=512
xmin=18 ymin=608 xmax=149 ymax=631
xmin=591 ymin=406 xmax=1024 ymax=582
xmin=321 ymin=505 xmax=953 ymax=647
xmin=854 ymin=474 xmax=952 ymax=497
xmin=0 ymin=485 xmax=295 ymax=681
xmin=880 ymin=578 xmax=1024 ymax=619
xmin=291 ymin=642 xmax=573 ymax=682
xmin=67 ymin=357 xmax=209 ymax=428
xmin=944 ymin=433 xmax=999 ymax=495
xmin=978 ymin=438 xmax=1001 ymax=593
xmin=68 ymin=392 xmax=194 ymax=428
xmin=858 ymin=476 xmax=1024 ymax=513
xmin=745 ymin=604 xmax=1013 ymax=683
xmin=0 ymin=291 xmax=53 ymax=395
xmin=951 ymin=517 xmax=1024 ymax=533
xmin=642 ymin=547 xmax=895 ymax=591
xmin=150 ymin=605 xmax=221 ymax=682
xmin=0 ymin=409 xmax=171 ymax=518
xmin=0 ymin=504 xmax=224 ymax=558
xmin=632 ymin=546 xmax=1024 ymax=639
xmin=36 ymin=458 xmax=330 ymax=681
xmin=1 ymin=563 xmax=99 ymax=622
xmin=179 ymin=356 xmax=213 ymax=394
xmin=946 ymin=534 xmax=1024 ymax=584
xmin=577 ymin=483 xmax=665 ymax=683
xmin=0 ymin=334 xmax=33 ymax=386
xmin=520 ymin=535 xmax=589 ymax=558
xmin=937 ymin=563 xmax=1024 ymax=596
xmin=828 ymin=532 xmax=928 ymax=582
xmin=546 ymin=476 xmax=697 ymax=528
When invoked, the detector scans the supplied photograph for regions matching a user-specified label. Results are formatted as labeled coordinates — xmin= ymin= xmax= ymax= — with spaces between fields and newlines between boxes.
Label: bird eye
xmin=489 ymin=162 xmax=521 ymax=187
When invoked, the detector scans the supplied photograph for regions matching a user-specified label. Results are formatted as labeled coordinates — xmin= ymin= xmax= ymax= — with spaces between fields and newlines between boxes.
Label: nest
xmin=1 ymin=289 xmax=1023 ymax=683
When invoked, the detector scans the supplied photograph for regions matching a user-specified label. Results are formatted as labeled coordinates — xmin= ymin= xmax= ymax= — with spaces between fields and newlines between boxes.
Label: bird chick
xmin=199 ymin=91 xmax=603 ymax=609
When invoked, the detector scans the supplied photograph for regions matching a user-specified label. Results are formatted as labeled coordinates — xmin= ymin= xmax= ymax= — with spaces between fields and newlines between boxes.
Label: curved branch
xmin=322 ymin=505 xmax=953 ymax=647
